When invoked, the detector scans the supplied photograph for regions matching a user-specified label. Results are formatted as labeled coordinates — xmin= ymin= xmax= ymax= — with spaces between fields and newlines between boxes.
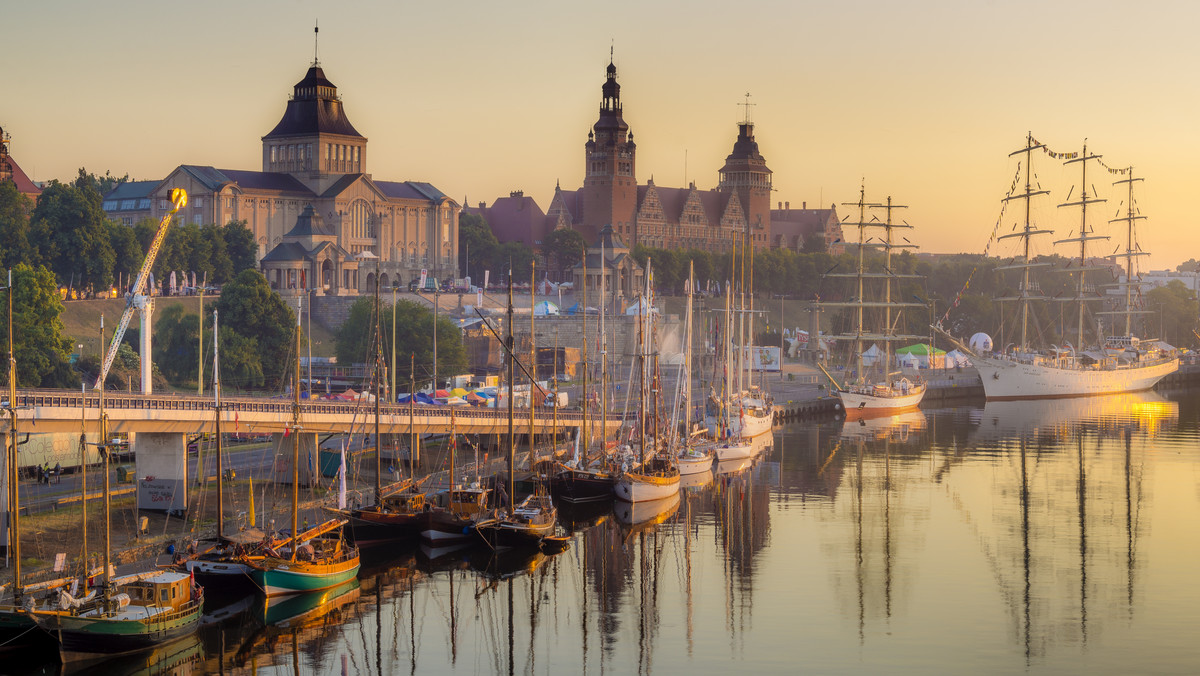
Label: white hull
xmin=676 ymin=452 xmax=713 ymax=475
xmin=974 ymin=355 xmax=1178 ymax=400
xmin=614 ymin=473 xmax=680 ymax=502
xmin=709 ymin=440 xmax=754 ymax=462
xmin=705 ymin=408 xmax=773 ymax=439
xmin=838 ymin=385 xmax=925 ymax=417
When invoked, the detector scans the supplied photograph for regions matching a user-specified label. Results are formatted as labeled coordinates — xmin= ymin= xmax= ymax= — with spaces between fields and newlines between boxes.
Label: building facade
xmin=545 ymin=60 xmax=773 ymax=254
xmin=128 ymin=61 xmax=458 ymax=295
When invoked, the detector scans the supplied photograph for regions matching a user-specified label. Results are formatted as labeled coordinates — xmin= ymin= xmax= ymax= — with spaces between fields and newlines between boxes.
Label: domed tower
xmin=580 ymin=58 xmax=637 ymax=246
xmin=718 ymin=98 xmax=772 ymax=251
xmin=262 ymin=62 xmax=367 ymax=193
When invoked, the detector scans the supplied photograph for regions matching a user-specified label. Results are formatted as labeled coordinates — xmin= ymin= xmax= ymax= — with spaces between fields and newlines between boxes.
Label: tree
xmin=152 ymin=303 xmax=206 ymax=385
xmin=215 ymin=269 xmax=297 ymax=389
xmin=1146 ymin=280 xmax=1198 ymax=348
xmin=495 ymin=241 xmax=535 ymax=284
xmin=202 ymin=223 xmax=233 ymax=283
xmin=0 ymin=181 xmax=37 ymax=269
xmin=107 ymin=220 xmax=144 ymax=285
xmin=30 ymin=181 xmax=116 ymax=293
xmin=1176 ymin=259 xmax=1199 ymax=273
xmin=73 ymin=168 xmax=129 ymax=198
xmin=336 ymin=298 xmax=467 ymax=388
xmin=218 ymin=326 xmax=265 ymax=390
xmin=458 ymin=212 xmax=498 ymax=282
xmin=541 ymin=228 xmax=586 ymax=280
xmin=0 ymin=264 xmax=75 ymax=387
xmin=223 ymin=220 xmax=258 ymax=275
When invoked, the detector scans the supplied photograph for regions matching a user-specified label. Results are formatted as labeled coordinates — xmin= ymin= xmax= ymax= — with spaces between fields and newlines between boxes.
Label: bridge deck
xmin=8 ymin=389 xmax=629 ymax=435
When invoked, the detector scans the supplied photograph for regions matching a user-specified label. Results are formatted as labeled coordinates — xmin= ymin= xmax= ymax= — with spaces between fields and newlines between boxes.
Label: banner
xmin=419 ymin=269 xmax=428 ymax=289
xmin=484 ymin=269 xmax=490 ymax=289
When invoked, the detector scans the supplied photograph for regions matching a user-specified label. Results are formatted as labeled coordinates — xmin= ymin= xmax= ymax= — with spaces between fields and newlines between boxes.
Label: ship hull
xmin=248 ymin=555 xmax=361 ymax=597
xmin=974 ymin=355 xmax=1178 ymax=400
xmin=838 ymin=387 xmax=926 ymax=419
xmin=614 ymin=472 xmax=680 ymax=502
xmin=705 ymin=408 xmax=774 ymax=439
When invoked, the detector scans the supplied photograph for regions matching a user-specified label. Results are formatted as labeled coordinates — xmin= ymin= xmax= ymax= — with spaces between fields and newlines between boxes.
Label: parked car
xmin=409 ymin=277 xmax=439 ymax=292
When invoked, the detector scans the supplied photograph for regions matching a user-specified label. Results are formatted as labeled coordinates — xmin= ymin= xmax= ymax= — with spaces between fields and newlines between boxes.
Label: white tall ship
xmin=819 ymin=186 xmax=927 ymax=418
xmin=956 ymin=134 xmax=1177 ymax=400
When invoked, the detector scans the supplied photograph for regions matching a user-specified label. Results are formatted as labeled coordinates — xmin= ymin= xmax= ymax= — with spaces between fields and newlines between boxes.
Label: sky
xmin=5 ymin=0 xmax=1198 ymax=270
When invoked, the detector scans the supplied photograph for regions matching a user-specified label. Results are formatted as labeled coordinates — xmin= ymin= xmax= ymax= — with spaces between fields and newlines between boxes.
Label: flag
xmin=283 ymin=426 xmax=290 ymax=437
xmin=234 ymin=412 xmax=239 ymax=431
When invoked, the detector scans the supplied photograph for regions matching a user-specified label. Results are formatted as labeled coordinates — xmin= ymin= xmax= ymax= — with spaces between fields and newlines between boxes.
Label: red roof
xmin=3 ymin=154 xmax=41 ymax=198
xmin=468 ymin=194 xmax=551 ymax=247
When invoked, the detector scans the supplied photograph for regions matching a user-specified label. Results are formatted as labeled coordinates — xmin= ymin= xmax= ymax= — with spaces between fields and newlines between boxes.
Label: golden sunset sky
xmin=5 ymin=0 xmax=1196 ymax=269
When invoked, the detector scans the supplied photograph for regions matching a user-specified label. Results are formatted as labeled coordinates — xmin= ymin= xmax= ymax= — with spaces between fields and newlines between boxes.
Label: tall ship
xmin=819 ymin=186 xmax=927 ymax=418
xmin=955 ymin=134 xmax=1177 ymax=400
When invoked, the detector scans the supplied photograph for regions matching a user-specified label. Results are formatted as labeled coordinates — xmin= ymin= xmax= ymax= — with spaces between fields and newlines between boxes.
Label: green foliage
xmin=107 ymin=220 xmax=144 ymax=283
xmin=215 ymin=270 xmax=297 ymax=389
xmin=72 ymin=168 xmax=129 ymax=198
xmin=458 ymin=212 xmax=498 ymax=279
xmin=336 ymin=297 xmax=467 ymax=389
xmin=0 ymin=264 xmax=75 ymax=387
xmin=218 ymin=326 xmax=265 ymax=390
xmin=30 ymin=180 xmax=116 ymax=292
xmin=541 ymin=228 xmax=586 ymax=279
xmin=0 ymin=181 xmax=37 ymax=269
xmin=497 ymin=242 xmax=535 ymax=283
xmin=153 ymin=304 xmax=207 ymax=385
xmin=1146 ymin=281 xmax=1198 ymax=348
xmin=222 ymin=220 xmax=258 ymax=275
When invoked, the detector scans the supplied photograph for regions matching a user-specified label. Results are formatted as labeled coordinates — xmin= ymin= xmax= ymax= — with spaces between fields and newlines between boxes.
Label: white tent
xmin=860 ymin=343 xmax=883 ymax=367
xmin=625 ymin=298 xmax=658 ymax=315
xmin=945 ymin=349 xmax=971 ymax=367
xmin=533 ymin=300 xmax=560 ymax=316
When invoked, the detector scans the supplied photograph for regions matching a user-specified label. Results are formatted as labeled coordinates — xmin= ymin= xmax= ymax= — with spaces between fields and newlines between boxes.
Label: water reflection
xmin=26 ymin=391 xmax=1200 ymax=674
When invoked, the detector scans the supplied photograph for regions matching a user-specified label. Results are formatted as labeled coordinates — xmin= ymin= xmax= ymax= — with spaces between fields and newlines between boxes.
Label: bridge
xmin=4 ymin=389 xmax=625 ymax=514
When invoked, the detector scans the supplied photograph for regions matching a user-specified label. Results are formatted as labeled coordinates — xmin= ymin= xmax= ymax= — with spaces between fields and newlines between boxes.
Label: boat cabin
xmin=125 ymin=572 xmax=196 ymax=612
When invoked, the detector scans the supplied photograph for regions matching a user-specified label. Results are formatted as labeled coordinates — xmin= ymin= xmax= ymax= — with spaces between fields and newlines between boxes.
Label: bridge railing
xmin=14 ymin=389 xmax=631 ymax=424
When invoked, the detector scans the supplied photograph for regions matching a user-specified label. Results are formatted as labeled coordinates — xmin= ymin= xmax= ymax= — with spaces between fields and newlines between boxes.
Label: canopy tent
xmin=945 ymin=349 xmax=971 ymax=367
xmin=895 ymin=343 xmax=946 ymax=369
xmin=533 ymin=300 xmax=560 ymax=316
xmin=536 ymin=279 xmax=557 ymax=295
xmin=625 ymin=298 xmax=658 ymax=316
xmin=860 ymin=344 xmax=883 ymax=367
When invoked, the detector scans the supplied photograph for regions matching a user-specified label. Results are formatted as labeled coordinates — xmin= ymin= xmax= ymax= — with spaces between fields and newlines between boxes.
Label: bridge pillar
xmin=271 ymin=433 xmax=320 ymax=487
xmin=134 ymin=432 xmax=189 ymax=512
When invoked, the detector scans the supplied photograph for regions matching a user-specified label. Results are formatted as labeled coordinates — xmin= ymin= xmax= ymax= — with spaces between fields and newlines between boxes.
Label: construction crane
xmin=94 ymin=188 xmax=187 ymax=391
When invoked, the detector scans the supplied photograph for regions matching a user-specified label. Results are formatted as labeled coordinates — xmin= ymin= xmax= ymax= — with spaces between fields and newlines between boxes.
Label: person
xmin=36 ymin=465 xmax=43 ymax=484
xmin=43 ymin=463 xmax=50 ymax=485
xmin=53 ymin=462 xmax=62 ymax=484
xmin=496 ymin=481 xmax=509 ymax=509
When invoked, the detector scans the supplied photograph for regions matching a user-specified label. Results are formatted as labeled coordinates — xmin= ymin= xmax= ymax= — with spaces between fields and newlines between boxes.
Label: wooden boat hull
xmin=248 ymin=554 xmax=361 ymax=597
xmin=345 ymin=509 xmax=422 ymax=546
xmin=839 ymin=384 xmax=925 ymax=419
xmin=550 ymin=467 xmax=617 ymax=503
xmin=32 ymin=598 xmax=204 ymax=663
xmin=711 ymin=441 xmax=754 ymax=462
xmin=418 ymin=509 xmax=476 ymax=544
xmin=676 ymin=452 xmax=713 ymax=475
xmin=474 ymin=516 xmax=555 ymax=549
xmin=614 ymin=471 xmax=680 ymax=502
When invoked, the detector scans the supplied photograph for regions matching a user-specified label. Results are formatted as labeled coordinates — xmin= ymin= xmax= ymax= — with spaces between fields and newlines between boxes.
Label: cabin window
xmin=172 ymin=586 xmax=178 ymax=599
xmin=160 ymin=589 xmax=169 ymax=603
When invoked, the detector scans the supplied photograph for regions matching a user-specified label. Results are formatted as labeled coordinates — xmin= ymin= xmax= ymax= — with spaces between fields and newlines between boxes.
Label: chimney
xmin=785 ymin=201 xmax=789 ymax=211
xmin=802 ymin=201 xmax=806 ymax=209
xmin=778 ymin=201 xmax=782 ymax=209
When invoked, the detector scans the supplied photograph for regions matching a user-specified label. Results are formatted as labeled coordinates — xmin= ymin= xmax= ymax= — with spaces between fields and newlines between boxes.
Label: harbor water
xmin=23 ymin=389 xmax=1200 ymax=674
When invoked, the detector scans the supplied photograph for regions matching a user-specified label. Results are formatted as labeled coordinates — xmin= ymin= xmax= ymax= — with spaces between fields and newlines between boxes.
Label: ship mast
xmin=869 ymin=196 xmax=917 ymax=374
xmin=996 ymin=132 xmax=1052 ymax=352
xmin=1100 ymin=167 xmax=1150 ymax=337
xmin=1055 ymin=140 xmax=1108 ymax=350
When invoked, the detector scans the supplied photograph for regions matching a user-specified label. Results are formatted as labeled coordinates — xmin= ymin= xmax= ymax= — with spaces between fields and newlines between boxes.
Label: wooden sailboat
xmin=418 ymin=407 xmax=492 ymax=544
xmin=674 ymin=262 xmax=714 ymax=476
xmin=475 ymin=274 xmax=557 ymax=547
xmin=29 ymin=319 xmax=204 ymax=663
xmin=246 ymin=300 xmax=360 ymax=597
xmin=182 ymin=309 xmax=268 ymax=590
xmin=819 ymin=186 xmax=927 ymax=418
xmin=551 ymin=245 xmax=622 ymax=503
xmin=339 ymin=267 xmax=425 ymax=545
xmin=614 ymin=259 xmax=681 ymax=502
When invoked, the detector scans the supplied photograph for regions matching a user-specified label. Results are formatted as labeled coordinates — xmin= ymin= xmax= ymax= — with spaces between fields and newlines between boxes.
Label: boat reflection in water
xmin=970 ymin=391 xmax=1179 ymax=442
xmin=614 ymin=491 xmax=681 ymax=531
xmin=57 ymin=634 xmax=203 ymax=676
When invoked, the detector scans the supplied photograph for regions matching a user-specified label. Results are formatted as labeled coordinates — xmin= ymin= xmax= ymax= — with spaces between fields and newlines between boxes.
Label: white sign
xmin=419 ymin=269 xmax=428 ymax=289
xmin=484 ymin=270 xmax=490 ymax=289
xmin=743 ymin=346 xmax=781 ymax=372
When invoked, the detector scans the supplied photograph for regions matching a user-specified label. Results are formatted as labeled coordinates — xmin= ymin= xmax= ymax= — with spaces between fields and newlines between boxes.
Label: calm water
xmin=31 ymin=390 xmax=1200 ymax=674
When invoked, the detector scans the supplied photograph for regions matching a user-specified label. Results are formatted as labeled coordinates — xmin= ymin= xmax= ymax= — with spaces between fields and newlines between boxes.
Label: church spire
xmin=312 ymin=21 xmax=320 ymax=67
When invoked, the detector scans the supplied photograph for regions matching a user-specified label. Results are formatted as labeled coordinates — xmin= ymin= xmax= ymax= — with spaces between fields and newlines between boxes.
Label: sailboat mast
xmin=685 ymin=261 xmax=694 ymax=436
xmin=214 ymin=309 xmax=223 ymax=540
xmin=6 ymin=270 xmax=19 ymax=598
xmin=1057 ymin=141 xmax=1107 ymax=350
xmin=529 ymin=263 xmax=536 ymax=469
xmin=1110 ymin=167 xmax=1145 ymax=337
xmin=600 ymin=241 xmax=607 ymax=457
xmin=1021 ymin=135 xmax=1035 ymax=350
xmin=374 ymin=262 xmax=382 ymax=504
xmin=291 ymin=300 xmax=300 ymax=562
xmin=506 ymin=274 xmax=515 ymax=515
xmin=101 ymin=314 xmax=110 ymax=595
xmin=409 ymin=355 xmax=416 ymax=477
xmin=884 ymin=197 xmax=894 ymax=376
xmin=581 ymin=249 xmax=588 ymax=452
xmin=855 ymin=185 xmax=867 ymax=380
